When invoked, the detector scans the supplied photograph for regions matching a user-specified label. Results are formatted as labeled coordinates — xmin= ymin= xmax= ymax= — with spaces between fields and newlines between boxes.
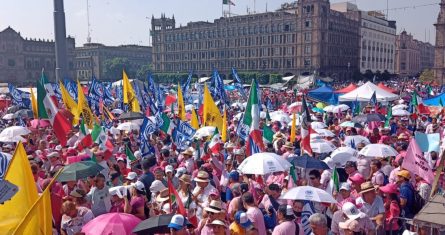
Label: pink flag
xmin=402 ymin=139 xmax=434 ymax=184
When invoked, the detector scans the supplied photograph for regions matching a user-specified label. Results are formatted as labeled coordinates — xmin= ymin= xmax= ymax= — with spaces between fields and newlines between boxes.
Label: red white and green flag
xmin=37 ymin=78 xmax=72 ymax=146
xmin=243 ymin=79 xmax=264 ymax=156
xmin=300 ymin=95 xmax=312 ymax=156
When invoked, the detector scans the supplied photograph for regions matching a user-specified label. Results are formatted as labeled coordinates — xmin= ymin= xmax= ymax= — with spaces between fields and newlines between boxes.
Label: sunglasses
xmin=309 ymin=177 xmax=316 ymax=180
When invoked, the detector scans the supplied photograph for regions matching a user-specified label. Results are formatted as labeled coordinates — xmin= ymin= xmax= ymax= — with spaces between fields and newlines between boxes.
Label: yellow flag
xmin=191 ymin=108 xmax=199 ymax=129
xmin=13 ymin=174 xmax=56 ymax=235
xmin=0 ymin=142 xmax=39 ymax=234
xmin=290 ymin=113 xmax=296 ymax=143
xmin=122 ymin=70 xmax=141 ymax=112
xmin=77 ymin=80 xmax=94 ymax=128
xmin=60 ymin=81 xmax=79 ymax=125
xmin=177 ymin=83 xmax=186 ymax=121
xmin=222 ymin=108 xmax=227 ymax=142
xmin=203 ymin=84 xmax=223 ymax=130
xmin=30 ymin=87 xmax=38 ymax=119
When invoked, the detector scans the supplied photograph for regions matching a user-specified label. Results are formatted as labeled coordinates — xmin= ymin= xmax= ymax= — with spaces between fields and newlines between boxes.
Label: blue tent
xmin=423 ymin=93 xmax=445 ymax=106
xmin=307 ymin=85 xmax=339 ymax=105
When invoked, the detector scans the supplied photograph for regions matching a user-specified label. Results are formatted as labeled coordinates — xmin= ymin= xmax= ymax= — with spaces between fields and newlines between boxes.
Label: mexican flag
xmin=262 ymin=125 xmax=274 ymax=143
xmin=37 ymin=79 xmax=71 ymax=146
xmin=159 ymin=112 xmax=174 ymax=134
xmin=243 ymin=79 xmax=265 ymax=156
xmin=78 ymin=118 xmax=93 ymax=151
xmin=209 ymin=128 xmax=222 ymax=154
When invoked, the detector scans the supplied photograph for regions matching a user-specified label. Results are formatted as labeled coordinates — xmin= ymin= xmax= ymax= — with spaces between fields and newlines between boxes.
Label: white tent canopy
xmin=339 ymin=81 xmax=399 ymax=102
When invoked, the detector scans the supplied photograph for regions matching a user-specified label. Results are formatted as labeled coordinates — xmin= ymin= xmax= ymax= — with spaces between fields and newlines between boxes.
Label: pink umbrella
xmin=81 ymin=213 xmax=142 ymax=235
xmin=30 ymin=119 xmax=51 ymax=129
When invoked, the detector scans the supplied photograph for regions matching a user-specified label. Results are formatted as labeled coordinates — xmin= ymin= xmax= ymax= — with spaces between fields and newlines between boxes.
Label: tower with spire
xmin=434 ymin=0 xmax=445 ymax=84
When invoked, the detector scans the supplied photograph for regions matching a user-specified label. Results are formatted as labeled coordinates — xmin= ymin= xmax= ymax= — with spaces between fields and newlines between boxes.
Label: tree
xmin=382 ymin=70 xmax=391 ymax=81
xmin=103 ymin=57 xmax=136 ymax=80
xmin=419 ymin=69 xmax=435 ymax=83
xmin=136 ymin=64 xmax=152 ymax=80
xmin=363 ymin=70 xmax=374 ymax=80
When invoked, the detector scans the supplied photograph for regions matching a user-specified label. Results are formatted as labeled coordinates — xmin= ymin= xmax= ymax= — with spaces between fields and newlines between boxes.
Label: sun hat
xmin=283 ymin=142 xmax=295 ymax=149
xmin=70 ymin=188 xmax=86 ymax=198
xmin=360 ymin=181 xmax=376 ymax=194
xmin=235 ymin=211 xmax=253 ymax=228
xmin=168 ymin=214 xmax=186 ymax=230
xmin=156 ymin=188 xmax=172 ymax=202
xmin=233 ymin=148 xmax=244 ymax=155
xmin=379 ymin=183 xmax=399 ymax=194
xmin=181 ymin=149 xmax=194 ymax=156
xmin=340 ymin=182 xmax=351 ymax=191
xmin=194 ymin=171 xmax=210 ymax=183
xmin=396 ymin=169 xmax=410 ymax=179
xmin=342 ymin=202 xmax=366 ymax=220
xmin=209 ymin=219 xmax=227 ymax=228
xmin=149 ymin=180 xmax=166 ymax=194
xmin=179 ymin=174 xmax=192 ymax=184
xmin=204 ymin=200 xmax=223 ymax=214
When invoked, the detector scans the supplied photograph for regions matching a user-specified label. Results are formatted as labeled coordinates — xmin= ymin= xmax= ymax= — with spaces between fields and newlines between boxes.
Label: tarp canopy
xmin=339 ymin=81 xmax=399 ymax=102
xmin=307 ymin=85 xmax=339 ymax=105
xmin=423 ymin=93 xmax=445 ymax=106
xmin=335 ymin=83 xmax=357 ymax=94
xmin=377 ymin=82 xmax=397 ymax=94
xmin=413 ymin=194 xmax=445 ymax=229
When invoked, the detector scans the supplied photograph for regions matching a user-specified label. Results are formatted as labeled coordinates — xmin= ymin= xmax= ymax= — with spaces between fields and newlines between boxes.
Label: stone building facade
xmin=0 ymin=27 xmax=75 ymax=84
xmin=74 ymin=43 xmax=152 ymax=80
xmin=395 ymin=31 xmax=434 ymax=77
xmin=434 ymin=0 xmax=445 ymax=83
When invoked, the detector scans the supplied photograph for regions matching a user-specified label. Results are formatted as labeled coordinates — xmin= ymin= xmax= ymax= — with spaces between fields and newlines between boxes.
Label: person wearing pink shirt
xmin=243 ymin=192 xmax=267 ymax=235
xmin=272 ymin=205 xmax=297 ymax=235
xmin=281 ymin=142 xmax=296 ymax=161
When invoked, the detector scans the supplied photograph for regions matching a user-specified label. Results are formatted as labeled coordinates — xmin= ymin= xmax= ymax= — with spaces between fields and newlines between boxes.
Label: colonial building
xmin=395 ymin=31 xmax=434 ymax=77
xmin=74 ymin=43 xmax=152 ymax=80
xmin=434 ymin=0 xmax=445 ymax=83
xmin=331 ymin=2 xmax=396 ymax=74
xmin=295 ymin=0 xmax=360 ymax=80
xmin=0 ymin=26 xmax=75 ymax=84
xmin=151 ymin=12 xmax=298 ymax=76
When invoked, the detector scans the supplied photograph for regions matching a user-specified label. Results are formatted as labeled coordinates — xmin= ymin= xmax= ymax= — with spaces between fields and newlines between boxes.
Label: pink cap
xmin=379 ymin=183 xmax=398 ymax=194
xmin=348 ymin=173 xmax=365 ymax=185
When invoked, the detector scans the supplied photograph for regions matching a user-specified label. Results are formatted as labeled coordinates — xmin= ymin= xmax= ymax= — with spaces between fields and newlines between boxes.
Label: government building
xmin=151 ymin=0 xmax=362 ymax=80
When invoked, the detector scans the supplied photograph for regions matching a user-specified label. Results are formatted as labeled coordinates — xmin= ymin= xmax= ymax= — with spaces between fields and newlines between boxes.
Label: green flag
xmin=262 ymin=126 xmax=274 ymax=143
xmin=411 ymin=91 xmax=418 ymax=106
xmin=331 ymin=167 xmax=339 ymax=193
xmin=91 ymin=153 xmax=97 ymax=163
xmin=266 ymin=108 xmax=271 ymax=122
xmin=160 ymin=113 xmax=172 ymax=134
xmin=385 ymin=106 xmax=392 ymax=127
xmin=90 ymin=123 xmax=103 ymax=142
xmin=126 ymin=145 xmax=136 ymax=161
xmin=290 ymin=163 xmax=298 ymax=185
xmin=440 ymin=98 xmax=444 ymax=107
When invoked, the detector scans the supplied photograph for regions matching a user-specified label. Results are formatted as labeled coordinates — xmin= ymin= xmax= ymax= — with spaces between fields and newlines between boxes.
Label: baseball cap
xmin=342 ymin=202 xmax=365 ymax=220
xmin=229 ymin=170 xmax=239 ymax=181
xmin=165 ymin=165 xmax=174 ymax=173
xmin=168 ymin=214 xmax=186 ymax=230
xmin=396 ymin=169 xmax=410 ymax=179
xmin=133 ymin=181 xmax=145 ymax=191
xmin=55 ymin=145 xmax=63 ymax=151
xmin=340 ymin=182 xmax=351 ymax=191
xmin=235 ymin=211 xmax=253 ymax=228
xmin=126 ymin=172 xmax=138 ymax=181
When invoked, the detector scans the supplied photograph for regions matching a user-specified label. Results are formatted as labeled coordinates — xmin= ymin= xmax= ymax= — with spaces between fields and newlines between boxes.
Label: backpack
xmin=382 ymin=174 xmax=389 ymax=185
xmin=412 ymin=190 xmax=426 ymax=214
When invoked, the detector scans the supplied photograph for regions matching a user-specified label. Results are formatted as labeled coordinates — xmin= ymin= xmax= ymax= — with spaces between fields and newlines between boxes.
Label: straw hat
xmin=283 ymin=142 xmax=295 ymax=149
xmin=210 ymin=219 xmax=227 ymax=228
xmin=360 ymin=181 xmax=376 ymax=194
xmin=156 ymin=188 xmax=172 ymax=202
xmin=179 ymin=174 xmax=192 ymax=184
xmin=194 ymin=171 xmax=210 ymax=183
xmin=181 ymin=149 xmax=194 ymax=156
xmin=204 ymin=200 xmax=223 ymax=214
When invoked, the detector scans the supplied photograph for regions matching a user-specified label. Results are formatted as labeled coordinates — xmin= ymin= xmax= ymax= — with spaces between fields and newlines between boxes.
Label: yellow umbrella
xmin=316 ymin=102 xmax=326 ymax=109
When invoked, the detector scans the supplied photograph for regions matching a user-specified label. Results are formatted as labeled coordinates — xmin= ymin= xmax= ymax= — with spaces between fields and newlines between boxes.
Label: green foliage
xmin=103 ymin=57 xmax=136 ymax=80
xmin=363 ymin=69 xmax=373 ymax=80
xmin=136 ymin=64 xmax=153 ymax=80
xmin=419 ymin=69 xmax=435 ymax=83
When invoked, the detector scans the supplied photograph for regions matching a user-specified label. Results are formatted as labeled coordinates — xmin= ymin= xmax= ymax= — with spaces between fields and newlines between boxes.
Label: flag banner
xmin=50 ymin=82 xmax=62 ymax=100
xmin=262 ymin=126 xmax=274 ymax=143
xmin=77 ymin=81 xmax=94 ymax=129
xmin=0 ymin=152 xmax=10 ymax=180
xmin=232 ymin=67 xmax=247 ymax=99
xmin=177 ymin=120 xmax=196 ymax=139
xmin=146 ymin=73 xmax=157 ymax=96
xmin=300 ymin=95 xmax=312 ymax=155
xmin=177 ymin=83 xmax=186 ymax=120
xmin=139 ymin=118 xmax=156 ymax=158
xmin=242 ymin=79 xmax=265 ymax=152
xmin=8 ymin=84 xmax=31 ymax=108
xmin=122 ymin=70 xmax=141 ymax=112
xmin=64 ymin=79 xmax=78 ymax=102
xmin=172 ymin=128 xmax=190 ymax=150
xmin=203 ymin=84 xmax=223 ymax=130
xmin=265 ymin=97 xmax=273 ymax=111
xmin=116 ymin=81 xmax=124 ymax=110
xmin=102 ymin=82 xmax=114 ymax=105
xmin=156 ymin=84 xmax=164 ymax=112
xmin=402 ymin=139 xmax=434 ymax=184
xmin=301 ymin=200 xmax=315 ymax=235
xmin=155 ymin=112 xmax=164 ymax=129
xmin=181 ymin=71 xmax=193 ymax=98
xmin=414 ymin=132 xmax=440 ymax=152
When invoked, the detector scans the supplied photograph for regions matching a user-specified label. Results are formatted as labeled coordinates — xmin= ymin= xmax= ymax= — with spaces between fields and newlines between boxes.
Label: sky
xmin=0 ymin=0 xmax=440 ymax=47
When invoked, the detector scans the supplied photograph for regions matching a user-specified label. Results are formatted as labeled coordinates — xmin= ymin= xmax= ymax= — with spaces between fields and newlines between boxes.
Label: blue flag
xmin=51 ymin=83 xmax=62 ymax=100
xmin=232 ymin=67 xmax=247 ymax=99
xmin=64 ymin=79 xmax=78 ymax=102
xmin=301 ymin=201 xmax=315 ymax=235
xmin=0 ymin=152 xmax=11 ymax=180
xmin=182 ymin=71 xmax=193 ymax=98
xmin=8 ymin=84 xmax=30 ymax=108
xmin=370 ymin=91 xmax=377 ymax=106
xmin=177 ymin=120 xmax=196 ymax=139
xmin=146 ymin=73 xmax=157 ymax=96
xmin=139 ymin=117 xmax=157 ymax=157
xmin=236 ymin=113 xmax=249 ymax=140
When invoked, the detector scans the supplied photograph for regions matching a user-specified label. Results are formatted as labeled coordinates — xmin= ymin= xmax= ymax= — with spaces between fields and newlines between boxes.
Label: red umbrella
xmin=30 ymin=119 xmax=51 ymax=129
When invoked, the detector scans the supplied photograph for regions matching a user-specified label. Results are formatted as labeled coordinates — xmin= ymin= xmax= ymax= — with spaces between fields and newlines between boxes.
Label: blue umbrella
xmin=289 ymin=155 xmax=330 ymax=170
xmin=312 ymin=107 xmax=325 ymax=113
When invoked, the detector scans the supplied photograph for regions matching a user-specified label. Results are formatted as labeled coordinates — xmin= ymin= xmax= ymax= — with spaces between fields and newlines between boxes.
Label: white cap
xmin=126 ymin=172 xmax=138 ymax=181
xmin=55 ymin=145 xmax=63 ymax=151
xmin=286 ymin=205 xmax=294 ymax=216
xmin=162 ymin=203 xmax=172 ymax=213
xmin=342 ymin=202 xmax=365 ymax=220
xmin=165 ymin=165 xmax=174 ymax=173
xmin=134 ymin=150 xmax=142 ymax=158
xmin=150 ymin=180 xmax=166 ymax=193
xmin=168 ymin=214 xmax=185 ymax=230
xmin=47 ymin=152 xmax=60 ymax=158
xmin=175 ymin=167 xmax=187 ymax=178
xmin=339 ymin=182 xmax=351 ymax=191
xmin=133 ymin=181 xmax=145 ymax=191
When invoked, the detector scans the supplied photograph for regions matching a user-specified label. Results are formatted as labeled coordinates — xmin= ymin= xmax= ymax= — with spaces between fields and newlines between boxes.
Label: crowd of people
xmin=1 ymin=78 xmax=445 ymax=235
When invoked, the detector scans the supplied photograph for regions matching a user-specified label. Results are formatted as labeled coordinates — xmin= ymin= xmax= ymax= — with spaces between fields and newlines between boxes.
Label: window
xmin=304 ymin=32 xmax=311 ymax=42
xmin=305 ymin=20 xmax=312 ymax=28
xmin=304 ymin=58 xmax=311 ymax=67
xmin=304 ymin=45 xmax=311 ymax=54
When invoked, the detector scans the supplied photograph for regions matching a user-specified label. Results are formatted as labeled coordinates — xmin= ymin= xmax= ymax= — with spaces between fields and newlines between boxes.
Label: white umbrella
xmin=234 ymin=112 xmax=243 ymax=120
xmin=2 ymin=114 xmax=15 ymax=120
xmin=323 ymin=105 xmax=336 ymax=113
xmin=0 ymin=135 xmax=26 ymax=143
xmin=185 ymin=104 xmax=195 ymax=111
xmin=280 ymin=186 xmax=337 ymax=203
xmin=260 ymin=111 xmax=267 ymax=119
xmin=310 ymin=133 xmax=323 ymax=140
xmin=194 ymin=126 xmax=216 ymax=138
xmin=392 ymin=109 xmax=411 ymax=116
xmin=392 ymin=104 xmax=408 ymax=110
xmin=289 ymin=102 xmax=302 ymax=109
xmin=330 ymin=147 xmax=358 ymax=166
xmin=314 ymin=128 xmax=335 ymax=137
xmin=116 ymin=122 xmax=140 ymax=131
xmin=344 ymin=135 xmax=370 ymax=147
xmin=311 ymin=122 xmax=327 ymax=129
xmin=270 ymin=111 xmax=291 ymax=124
xmin=358 ymin=144 xmax=398 ymax=157
xmin=0 ymin=126 xmax=31 ymax=137
xmin=237 ymin=152 xmax=292 ymax=175
xmin=111 ymin=109 xmax=124 ymax=115
xmin=332 ymin=104 xmax=350 ymax=113
xmin=131 ymin=119 xmax=144 ymax=126
xmin=310 ymin=139 xmax=336 ymax=153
